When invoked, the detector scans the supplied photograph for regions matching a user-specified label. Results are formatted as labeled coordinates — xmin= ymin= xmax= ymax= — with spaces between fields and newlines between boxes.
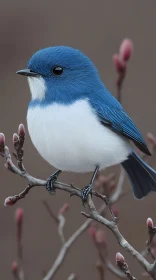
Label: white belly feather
xmin=27 ymin=99 xmax=131 ymax=172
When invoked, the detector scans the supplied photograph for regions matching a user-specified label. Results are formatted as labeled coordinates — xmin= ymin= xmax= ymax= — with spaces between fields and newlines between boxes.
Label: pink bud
xmin=113 ymin=54 xmax=126 ymax=73
xmin=13 ymin=133 xmax=19 ymax=144
xmin=88 ymin=225 xmax=97 ymax=239
xmin=119 ymin=39 xmax=133 ymax=61
xmin=147 ymin=217 xmax=153 ymax=228
xmin=15 ymin=208 xmax=24 ymax=225
xmin=11 ymin=261 xmax=18 ymax=273
xmin=95 ymin=230 xmax=107 ymax=246
xmin=59 ymin=203 xmax=69 ymax=215
xmin=147 ymin=133 xmax=156 ymax=147
xmin=112 ymin=206 xmax=119 ymax=217
xmin=4 ymin=196 xmax=16 ymax=206
xmin=116 ymin=252 xmax=124 ymax=262
xmin=0 ymin=133 xmax=5 ymax=146
xmin=18 ymin=124 xmax=25 ymax=137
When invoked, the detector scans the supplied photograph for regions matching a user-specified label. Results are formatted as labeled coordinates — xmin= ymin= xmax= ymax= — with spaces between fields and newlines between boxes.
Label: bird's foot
xmin=46 ymin=170 xmax=62 ymax=195
xmin=81 ymin=184 xmax=92 ymax=207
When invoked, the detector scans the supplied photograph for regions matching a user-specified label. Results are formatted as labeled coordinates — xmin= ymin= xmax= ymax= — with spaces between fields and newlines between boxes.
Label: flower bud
xmin=4 ymin=196 xmax=16 ymax=206
xmin=116 ymin=252 xmax=124 ymax=262
xmin=0 ymin=133 xmax=5 ymax=147
xmin=13 ymin=133 xmax=19 ymax=144
xmin=18 ymin=124 xmax=25 ymax=137
xmin=11 ymin=261 xmax=18 ymax=273
xmin=119 ymin=39 xmax=133 ymax=61
xmin=88 ymin=225 xmax=97 ymax=239
xmin=147 ymin=217 xmax=153 ymax=228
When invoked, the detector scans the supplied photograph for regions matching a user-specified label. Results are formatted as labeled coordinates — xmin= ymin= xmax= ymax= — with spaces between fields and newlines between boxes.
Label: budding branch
xmin=1 ymin=125 xmax=156 ymax=280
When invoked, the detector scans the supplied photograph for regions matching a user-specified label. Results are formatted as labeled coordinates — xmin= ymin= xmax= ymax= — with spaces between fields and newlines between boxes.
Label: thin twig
xmin=3 ymin=142 xmax=117 ymax=205
xmin=1 ymin=127 xmax=156 ymax=279
xmin=43 ymin=204 xmax=105 ymax=280
xmin=106 ymin=261 xmax=125 ymax=278
xmin=67 ymin=273 xmax=77 ymax=280
xmin=42 ymin=201 xmax=58 ymax=224
xmin=110 ymin=167 xmax=125 ymax=202
xmin=43 ymin=175 xmax=128 ymax=280
xmin=43 ymin=201 xmax=66 ymax=244
xmin=96 ymin=260 xmax=105 ymax=280
xmin=92 ymin=226 xmax=125 ymax=278
xmin=82 ymin=196 xmax=156 ymax=278
xmin=58 ymin=214 xmax=66 ymax=244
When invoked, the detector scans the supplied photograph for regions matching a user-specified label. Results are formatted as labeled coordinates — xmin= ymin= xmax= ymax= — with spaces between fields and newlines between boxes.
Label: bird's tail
xmin=121 ymin=151 xmax=156 ymax=199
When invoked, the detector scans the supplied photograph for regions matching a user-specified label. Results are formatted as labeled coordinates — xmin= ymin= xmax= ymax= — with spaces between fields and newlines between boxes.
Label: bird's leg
xmin=81 ymin=166 xmax=99 ymax=205
xmin=46 ymin=170 xmax=62 ymax=194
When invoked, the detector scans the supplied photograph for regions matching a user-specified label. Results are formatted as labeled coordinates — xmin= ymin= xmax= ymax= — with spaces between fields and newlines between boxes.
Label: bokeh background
xmin=0 ymin=0 xmax=156 ymax=279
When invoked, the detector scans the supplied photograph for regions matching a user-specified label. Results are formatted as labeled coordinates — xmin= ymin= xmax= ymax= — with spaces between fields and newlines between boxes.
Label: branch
xmin=82 ymin=195 xmax=156 ymax=278
xmin=42 ymin=201 xmax=58 ymax=224
xmin=43 ymin=201 xmax=67 ymax=244
xmin=1 ymin=127 xmax=131 ymax=279
xmin=89 ymin=223 xmax=126 ymax=278
xmin=1 ymin=125 xmax=128 ymax=211
xmin=43 ymin=204 xmax=105 ymax=280
xmin=1 ymin=127 xmax=118 ymax=206
xmin=107 ymin=261 xmax=126 ymax=278
xmin=2 ymin=125 xmax=155 ymax=279
xmin=110 ymin=167 xmax=125 ymax=202
xmin=43 ymin=172 xmax=128 ymax=280
xmin=57 ymin=214 xmax=66 ymax=244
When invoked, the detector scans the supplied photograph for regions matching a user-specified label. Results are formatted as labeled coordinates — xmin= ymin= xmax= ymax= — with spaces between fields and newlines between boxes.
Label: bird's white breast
xmin=27 ymin=99 xmax=131 ymax=172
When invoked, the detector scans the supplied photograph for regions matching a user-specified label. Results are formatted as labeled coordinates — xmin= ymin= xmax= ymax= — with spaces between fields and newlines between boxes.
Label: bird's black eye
xmin=52 ymin=66 xmax=63 ymax=76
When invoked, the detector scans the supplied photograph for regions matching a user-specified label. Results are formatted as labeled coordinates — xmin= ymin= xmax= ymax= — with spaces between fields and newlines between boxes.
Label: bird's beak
xmin=16 ymin=69 xmax=39 ymax=77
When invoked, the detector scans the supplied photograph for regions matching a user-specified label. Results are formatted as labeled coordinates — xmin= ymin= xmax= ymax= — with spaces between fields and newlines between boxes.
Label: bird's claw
xmin=81 ymin=184 xmax=92 ymax=207
xmin=46 ymin=176 xmax=56 ymax=195
xmin=46 ymin=170 xmax=61 ymax=195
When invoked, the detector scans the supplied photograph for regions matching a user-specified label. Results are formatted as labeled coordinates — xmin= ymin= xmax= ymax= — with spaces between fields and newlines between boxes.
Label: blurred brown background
xmin=0 ymin=0 xmax=156 ymax=279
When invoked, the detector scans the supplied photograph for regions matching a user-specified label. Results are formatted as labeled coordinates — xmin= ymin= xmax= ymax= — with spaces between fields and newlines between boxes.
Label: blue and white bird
xmin=17 ymin=46 xmax=156 ymax=202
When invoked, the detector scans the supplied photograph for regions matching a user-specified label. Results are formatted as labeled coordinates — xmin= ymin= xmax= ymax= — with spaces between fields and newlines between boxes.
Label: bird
xmin=16 ymin=46 xmax=156 ymax=203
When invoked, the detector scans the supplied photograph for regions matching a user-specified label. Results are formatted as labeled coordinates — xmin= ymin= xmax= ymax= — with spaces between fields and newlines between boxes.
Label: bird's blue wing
xmin=90 ymin=90 xmax=151 ymax=155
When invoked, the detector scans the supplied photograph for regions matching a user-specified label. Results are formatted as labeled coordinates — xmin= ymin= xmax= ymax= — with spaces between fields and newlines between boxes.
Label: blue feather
xmin=89 ymin=87 xmax=151 ymax=155
xmin=122 ymin=151 xmax=156 ymax=198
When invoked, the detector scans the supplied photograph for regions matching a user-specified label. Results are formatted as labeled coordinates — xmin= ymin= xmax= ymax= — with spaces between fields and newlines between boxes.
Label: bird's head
xmin=17 ymin=46 xmax=102 ymax=106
